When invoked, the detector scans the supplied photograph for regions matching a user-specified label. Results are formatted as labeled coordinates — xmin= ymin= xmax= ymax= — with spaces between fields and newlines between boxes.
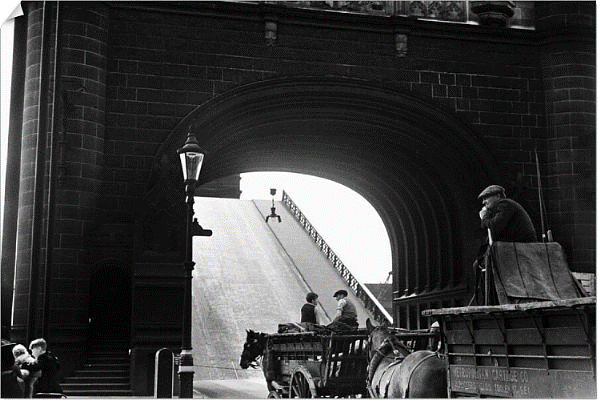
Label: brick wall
xmin=103 ymin=3 xmax=545 ymax=206
xmin=13 ymin=1 xmax=110 ymax=375
xmin=72 ymin=0 xmax=593 ymax=313
xmin=102 ymin=3 xmax=546 ymax=237
xmin=13 ymin=1 xmax=49 ymax=341
xmin=52 ymin=1 xmax=109 ymax=331
xmin=537 ymin=1 xmax=595 ymax=273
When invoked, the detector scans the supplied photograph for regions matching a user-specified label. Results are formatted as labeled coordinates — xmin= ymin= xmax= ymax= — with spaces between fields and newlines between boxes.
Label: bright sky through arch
xmin=240 ymin=172 xmax=392 ymax=284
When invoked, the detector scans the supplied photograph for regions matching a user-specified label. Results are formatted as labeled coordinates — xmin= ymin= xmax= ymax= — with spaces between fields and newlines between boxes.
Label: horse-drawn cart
xmin=240 ymin=325 xmax=444 ymax=398
xmin=423 ymin=239 xmax=596 ymax=399
xmin=239 ymin=328 xmax=371 ymax=398
xmin=261 ymin=330 xmax=370 ymax=398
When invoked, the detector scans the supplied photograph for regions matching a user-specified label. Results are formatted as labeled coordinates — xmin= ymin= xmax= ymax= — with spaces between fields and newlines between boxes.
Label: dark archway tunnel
xmin=149 ymin=76 xmax=498 ymax=327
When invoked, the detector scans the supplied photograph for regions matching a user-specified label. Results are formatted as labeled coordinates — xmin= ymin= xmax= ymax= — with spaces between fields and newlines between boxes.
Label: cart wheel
xmin=268 ymin=390 xmax=282 ymax=398
xmin=289 ymin=366 xmax=317 ymax=398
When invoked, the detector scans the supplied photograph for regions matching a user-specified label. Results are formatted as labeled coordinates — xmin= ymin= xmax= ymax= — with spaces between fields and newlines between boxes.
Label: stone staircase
xmin=61 ymin=333 xmax=132 ymax=397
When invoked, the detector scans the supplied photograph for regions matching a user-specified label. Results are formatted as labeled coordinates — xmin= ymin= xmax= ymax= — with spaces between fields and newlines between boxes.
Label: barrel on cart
xmin=264 ymin=329 xmax=369 ymax=398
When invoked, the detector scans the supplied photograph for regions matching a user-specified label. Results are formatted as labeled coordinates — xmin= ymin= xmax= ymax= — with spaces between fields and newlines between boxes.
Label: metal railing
xmin=281 ymin=190 xmax=392 ymax=326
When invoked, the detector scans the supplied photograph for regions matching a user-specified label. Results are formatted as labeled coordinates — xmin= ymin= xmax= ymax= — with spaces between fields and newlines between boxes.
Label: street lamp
xmin=177 ymin=129 xmax=205 ymax=398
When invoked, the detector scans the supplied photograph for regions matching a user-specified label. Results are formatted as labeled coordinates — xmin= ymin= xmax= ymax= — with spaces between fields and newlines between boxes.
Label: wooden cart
xmin=263 ymin=330 xmax=369 ymax=398
xmin=423 ymin=297 xmax=596 ymax=398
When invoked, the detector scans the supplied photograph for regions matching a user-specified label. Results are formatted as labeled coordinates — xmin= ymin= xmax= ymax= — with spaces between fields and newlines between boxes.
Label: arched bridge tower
xmin=141 ymin=76 xmax=499 ymax=332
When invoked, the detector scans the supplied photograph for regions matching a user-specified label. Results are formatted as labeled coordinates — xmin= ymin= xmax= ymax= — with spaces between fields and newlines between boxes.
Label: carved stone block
xmin=265 ymin=20 xmax=277 ymax=46
xmin=471 ymin=1 xmax=515 ymax=27
xmin=395 ymin=33 xmax=408 ymax=57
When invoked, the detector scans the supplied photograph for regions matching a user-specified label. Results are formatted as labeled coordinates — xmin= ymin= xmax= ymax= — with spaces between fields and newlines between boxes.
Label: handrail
xmin=281 ymin=190 xmax=393 ymax=326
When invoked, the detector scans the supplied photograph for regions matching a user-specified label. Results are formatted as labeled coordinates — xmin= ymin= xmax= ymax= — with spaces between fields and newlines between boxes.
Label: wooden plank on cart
xmin=422 ymin=297 xmax=595 ymax=316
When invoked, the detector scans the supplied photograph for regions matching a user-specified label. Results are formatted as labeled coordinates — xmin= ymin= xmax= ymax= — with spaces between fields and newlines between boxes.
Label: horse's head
xmin=366 ymin=318 xmax=410 ymax=361
xmin=366 ymin=318 xmax=391 ymax=355
xmin=239 ymin=329 xmax=268 ymax=369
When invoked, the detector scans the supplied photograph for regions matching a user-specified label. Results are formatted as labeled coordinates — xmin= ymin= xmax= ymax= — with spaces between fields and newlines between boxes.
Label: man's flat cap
xmin=333 ymin=289 xmax=348 ymax=297
xmin=478 ymin=185 xmax=505 ymax=201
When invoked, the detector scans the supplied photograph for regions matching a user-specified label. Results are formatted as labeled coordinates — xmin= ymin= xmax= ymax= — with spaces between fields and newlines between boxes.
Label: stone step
xmin=87 ymin=354 xmax=129 ymax=364
xmin=80 ymin=362 xmax=129 ymax=370
xmin=60 ymin=335 xmax=132 ymax=398
xmin=89 ymin=338 xmax=129 ymax=343
xmin=62 ymin=389 xmax=133 ymax=397
xmin=86 ymin=356 xmax=129 ymax=363
xmin=88 ymin=344 xmax=129 ymax=350
xmin=62 ymin=376 xmax=130 ymax=384
xmin=61 ymin=382 xmax=130 ymax=390
xmin=88 ymin=350 xmax=129 ymax=356
xmin=71 ymin=369 xmax=129 ymax=378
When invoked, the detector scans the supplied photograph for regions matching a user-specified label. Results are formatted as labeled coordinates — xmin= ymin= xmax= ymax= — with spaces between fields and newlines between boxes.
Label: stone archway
xmin=145 ymin=76 xmax=498 ymax=328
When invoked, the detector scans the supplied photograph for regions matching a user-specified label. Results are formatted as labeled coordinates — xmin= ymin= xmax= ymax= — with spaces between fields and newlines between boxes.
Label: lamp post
xmin=177 ymin=129 xmax=205 ymax=398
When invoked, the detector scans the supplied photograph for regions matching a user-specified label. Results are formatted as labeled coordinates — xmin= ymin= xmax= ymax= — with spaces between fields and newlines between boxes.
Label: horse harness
xmin=367 ymin=335 xmax=409 ymax=397
xmin=368 ymin=335 xmax=441 ymax=398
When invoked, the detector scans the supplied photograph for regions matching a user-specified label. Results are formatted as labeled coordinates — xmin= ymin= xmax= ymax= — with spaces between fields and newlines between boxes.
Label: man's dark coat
xmin=481 ymin=198 xmax=537 ymax=242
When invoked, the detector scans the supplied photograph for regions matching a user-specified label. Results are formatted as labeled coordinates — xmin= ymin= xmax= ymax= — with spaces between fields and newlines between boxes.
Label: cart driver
xmin=326 ymin=290 xmax=358 ymax=330
xmin=478 ymin=185 xmax=537 ymax=244
xmin=472 ymin=185 xmax=537 ymax=304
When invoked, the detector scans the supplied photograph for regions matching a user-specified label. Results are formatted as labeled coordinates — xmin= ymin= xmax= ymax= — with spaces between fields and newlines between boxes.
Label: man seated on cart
xmin=478 ymin=185 xmax=537 ymax=244
xmin=299 ymin=292 xmax=329 ymax=331
xmin=472 ymin=185 xmax=537 ymax=304
xmin=326 ymin=290 xmax=359 ymax=331
xmin=473 ymin=185 xmax=537 ymax=268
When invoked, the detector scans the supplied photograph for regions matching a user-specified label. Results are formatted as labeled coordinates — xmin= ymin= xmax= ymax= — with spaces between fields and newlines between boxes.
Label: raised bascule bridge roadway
xmin=190 ymin=196 xmax=384 ymax=384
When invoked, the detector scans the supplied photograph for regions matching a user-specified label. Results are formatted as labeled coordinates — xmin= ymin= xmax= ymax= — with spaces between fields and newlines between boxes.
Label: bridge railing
xmin=281 ymin=190 xmax=393 ymax=326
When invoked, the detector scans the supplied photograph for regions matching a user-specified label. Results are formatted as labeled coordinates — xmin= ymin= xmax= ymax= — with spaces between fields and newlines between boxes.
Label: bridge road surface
xmin=189 ymin=198 xmax=376 ymax=397
xmin=193 ymin=377 xmax=269 ymax=398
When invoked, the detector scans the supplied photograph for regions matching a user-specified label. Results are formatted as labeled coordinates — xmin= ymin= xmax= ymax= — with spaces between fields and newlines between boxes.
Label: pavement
xmin=194 ymin=377 xmax=269 ymax=399
xmin=61 ymin=377 xmax=269 ymax=399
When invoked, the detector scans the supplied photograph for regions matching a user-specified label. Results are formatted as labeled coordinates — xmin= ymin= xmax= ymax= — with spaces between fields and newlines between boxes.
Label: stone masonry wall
xmin=13 ymin=1 xmax=110 ymax=376
xmin=97 ymin=2 xmax=593 ymax=274
xmin=537 ymin=1 xmax=595 ymax=274
xmin=13 ymin=1 xmax=46 ymax=340
xmin=52 ymin=2 xmax=109 ymax=332
xmin=103 ymin=3 xmax=546 ymax=232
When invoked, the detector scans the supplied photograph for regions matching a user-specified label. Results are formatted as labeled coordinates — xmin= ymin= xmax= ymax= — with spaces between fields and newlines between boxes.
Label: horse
xmin=239 ymin=329 xmax=268 ymax=370
xmin=365 ymin=319 xmax=447 ymax=398
xmin=240 ymin=329 xmax=283 ymax=394
xmin=239 ymin=325 xmax=330 ymax=371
